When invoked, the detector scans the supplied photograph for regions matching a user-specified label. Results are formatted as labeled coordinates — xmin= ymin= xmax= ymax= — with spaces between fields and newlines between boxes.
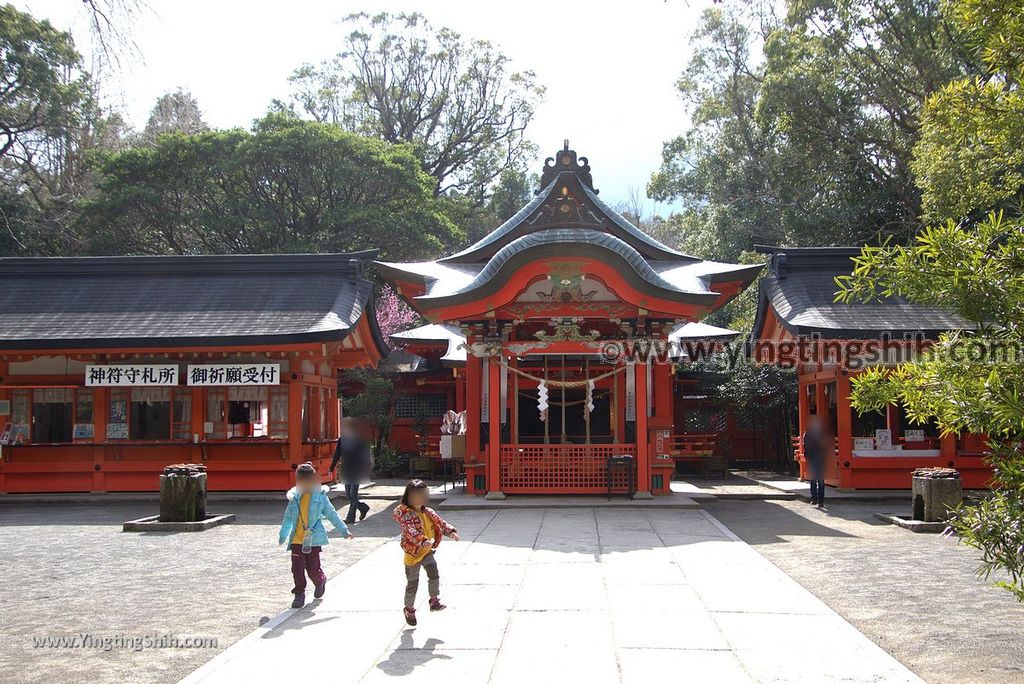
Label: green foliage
xmin=691 ymin=359 xmax=799 ymax=471
xmin=838 ymin=213 xmax=1024 ymax=601
xmin=912 ymin=0 xmax=1024 ymax=222
xmin=0 ymin=4 xmax=86 ymax=160
xmin=697 ymin=360 xmax=798 ymax=414
xmin=0 ymin=5 xmax=129 ymax=256
xmin=289 ymin=12 xmax=544 ymax=200
xmin=342 ymin=368 xmax=397 ymax=455
xmin=79 ymin=114 xmax=459 ymax=258
xmin=651 ymin=0 xmax=980 ymax=262
xmin=140 ymin=89 xmax=208 ymax=145
xmin=837 ymin=0 xmax=1024 ymax=598
xmin=953 ymin=441 xmax=1024 ymax=601
xmin=372 ymin=445 xmax=408 ymax=478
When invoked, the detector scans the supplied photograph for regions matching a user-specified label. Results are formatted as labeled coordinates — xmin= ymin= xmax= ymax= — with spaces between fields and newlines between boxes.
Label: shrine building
xmin=376 ymin=143 xmax=762 ymax=497
xmin=750 ymin=246 xmax=991 ymax=489
xmin=0 ymin=253 xmax=385 ymax=493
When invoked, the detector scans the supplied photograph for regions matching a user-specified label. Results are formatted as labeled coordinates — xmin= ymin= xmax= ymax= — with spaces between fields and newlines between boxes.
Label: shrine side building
xmin=0 ymin=253 xmax=385 ymax=493
xmin=750 ymin=246 xmax=991 ymax=489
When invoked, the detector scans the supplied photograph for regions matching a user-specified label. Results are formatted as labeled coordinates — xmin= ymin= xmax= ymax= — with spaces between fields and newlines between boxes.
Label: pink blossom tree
xmin=375 ymin=284 xmax=419 ymax=348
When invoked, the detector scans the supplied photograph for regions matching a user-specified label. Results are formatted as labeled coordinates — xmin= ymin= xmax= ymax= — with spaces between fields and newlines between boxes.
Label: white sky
xmin=19 ymin=0 xmax=711 ymax=209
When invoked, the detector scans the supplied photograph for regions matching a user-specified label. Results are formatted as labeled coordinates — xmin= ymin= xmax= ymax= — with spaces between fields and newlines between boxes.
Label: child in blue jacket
xmin=279 ymin=462 xmax=353 ymax=608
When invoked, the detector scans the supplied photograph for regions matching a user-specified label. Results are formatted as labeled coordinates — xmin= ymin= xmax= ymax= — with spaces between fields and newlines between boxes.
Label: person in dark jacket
xmin=802 ymin=415 xmax=830 ymax=508
xmin=330 ymin=417 xmax=372 ymax=523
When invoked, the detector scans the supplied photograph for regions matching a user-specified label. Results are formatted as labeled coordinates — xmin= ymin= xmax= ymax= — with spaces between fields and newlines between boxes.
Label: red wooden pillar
xmin=327 ymin=383 xmax=340 ymax=441
xmin=815 ymin=381 xmax=828 ymax=421
xmin=454 ymin=369 xmax=465 ymax=413
xmin=835 ymin=372 xmax=853 ymax=488
xmin=92 ymin=387 xmax=108 ymax=492
xmin=940 ymin=433 xmax=957 ymax=462
xmin=288 ymin=379 xmax=303 ymax=466
xmin=615 ymin=369 xmax=626 ymax=442
xmin=796 ymin=376 xmax=811 ymax=478
xmin=0 ymin=359 xmax=6 ymax=493
xmin=465 ymin=349 xmax=481 ymax=461
xmin=634 ymin=362 xmax=652 ymax=498
xmin=653 ymin=359 xmax=672 ymax=419
xmin=485 ymin=355 xmax=504 ymax=499
xmin=190 ymin=386 xmax=205 ymax=463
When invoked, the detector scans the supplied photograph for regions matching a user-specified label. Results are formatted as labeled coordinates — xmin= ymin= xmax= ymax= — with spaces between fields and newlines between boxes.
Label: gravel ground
xmin=0 ymin=496 xmax=398 ymax=684
xmin=702 ymin=498 xmax=1024 ymax=684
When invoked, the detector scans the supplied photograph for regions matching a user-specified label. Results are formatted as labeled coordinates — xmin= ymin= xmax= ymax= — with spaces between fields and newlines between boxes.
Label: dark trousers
xmin=404 ymin=552 xmax=440 ymax=608
xmin=344 ymin=481 xmax=369 ymax=522
xmin=290 ymin=543 xmax=325 ymax=593
xmin=809 ymin=475 xmax=825 ymax=504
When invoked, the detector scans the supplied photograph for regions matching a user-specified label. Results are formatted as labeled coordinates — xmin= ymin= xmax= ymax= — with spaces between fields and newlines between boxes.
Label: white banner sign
xmin=481 ymin=362 xmax=490 ymax=423
xmin=904 ymin=429 xmax=925 ymax=442
xmin=86 ymin=365 xmax=178 ymax=386
xmin=187 ymin=363 xmax=280 ymax=386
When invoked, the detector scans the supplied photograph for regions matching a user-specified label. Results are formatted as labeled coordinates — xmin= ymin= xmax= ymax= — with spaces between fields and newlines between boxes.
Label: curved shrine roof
xmin=377 ymin=142 xmax=762 ymax=320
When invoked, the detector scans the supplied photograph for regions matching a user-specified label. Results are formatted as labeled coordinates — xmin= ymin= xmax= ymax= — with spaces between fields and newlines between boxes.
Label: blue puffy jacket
xmin=278 ymin=485 xmax=349 ymax=547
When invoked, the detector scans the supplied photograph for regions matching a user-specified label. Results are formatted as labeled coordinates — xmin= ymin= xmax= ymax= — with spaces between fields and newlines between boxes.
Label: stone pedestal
xmin=911 ymin=469 xmax=961 ymax=522
xmin=159 ymin=464 xmax=208 ymax=522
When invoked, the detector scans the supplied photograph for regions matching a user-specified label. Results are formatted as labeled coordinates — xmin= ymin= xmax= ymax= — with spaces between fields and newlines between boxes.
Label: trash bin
xmin=159 ymin=463 xmax=208 ymax=522
xmin=911 ymin=467 xmax=961 ymax=522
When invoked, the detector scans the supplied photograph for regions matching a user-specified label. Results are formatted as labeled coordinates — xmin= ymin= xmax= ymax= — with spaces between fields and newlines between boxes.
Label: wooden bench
xmin=669 ymin=433 xmax=722 ymax=478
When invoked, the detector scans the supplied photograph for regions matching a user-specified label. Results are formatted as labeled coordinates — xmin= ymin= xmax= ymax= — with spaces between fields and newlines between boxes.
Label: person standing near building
xmin=331 ymin=417 xmax=372 ymax=523
xmin=803 ymin=415 xmax=829 ymax=508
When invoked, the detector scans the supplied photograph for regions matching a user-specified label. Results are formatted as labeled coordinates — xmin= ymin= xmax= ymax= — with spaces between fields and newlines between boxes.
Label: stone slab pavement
xmin=181 ymin=508 xmax=921 ymax=684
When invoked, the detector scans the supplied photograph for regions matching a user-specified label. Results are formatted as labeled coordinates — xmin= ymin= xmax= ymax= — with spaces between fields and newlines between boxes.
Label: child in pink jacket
xmin=393 ymin=479 xmax=459 ymax=625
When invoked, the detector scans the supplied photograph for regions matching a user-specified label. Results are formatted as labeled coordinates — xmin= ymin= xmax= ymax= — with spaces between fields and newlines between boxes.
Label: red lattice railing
xmin=499 ymin=444 xmax=637 ymax=494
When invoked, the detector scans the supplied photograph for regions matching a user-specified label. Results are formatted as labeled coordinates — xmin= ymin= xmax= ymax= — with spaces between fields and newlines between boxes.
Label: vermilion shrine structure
xmin=0 ymin=253 xmax=385 ymax=493
xmin=377 ymin=143 xmax=761 ymax=497
xmin=750 ymin=247 xmax=992 ymax=489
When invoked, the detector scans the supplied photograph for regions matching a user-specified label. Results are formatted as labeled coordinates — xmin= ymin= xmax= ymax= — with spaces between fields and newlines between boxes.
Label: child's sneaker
xmin=314 ymin=581 xmax=326 ymax=599
xmin=429 ymin=598 xmax=447 ymax=612
xmin=291 ymin=592 xmax=305 ymax=609
xmin=403 ymin=606 xmax=417 ymax=626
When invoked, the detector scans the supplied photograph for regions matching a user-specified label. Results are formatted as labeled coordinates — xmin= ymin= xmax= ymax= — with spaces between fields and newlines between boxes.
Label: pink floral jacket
xmin=393 ymin=504 xmax=457 ymax=556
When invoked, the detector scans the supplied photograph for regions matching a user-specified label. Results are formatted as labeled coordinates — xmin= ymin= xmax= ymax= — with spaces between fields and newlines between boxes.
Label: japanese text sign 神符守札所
xmin=85 ymin=365 xmax=178 ymax=386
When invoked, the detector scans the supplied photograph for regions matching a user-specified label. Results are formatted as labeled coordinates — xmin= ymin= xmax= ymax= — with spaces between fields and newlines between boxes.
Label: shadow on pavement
xmin=374 ymin=631 xmax=451 ymax=676
xmin=702 ymin=499 xmax=859 ymax=545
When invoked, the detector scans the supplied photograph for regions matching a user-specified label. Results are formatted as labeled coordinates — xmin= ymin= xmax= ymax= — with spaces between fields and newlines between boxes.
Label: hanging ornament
xmin=586 ymin=379 xmax=595 ymax=413
xmin=538 ymin=380 xmax=549 ymax=420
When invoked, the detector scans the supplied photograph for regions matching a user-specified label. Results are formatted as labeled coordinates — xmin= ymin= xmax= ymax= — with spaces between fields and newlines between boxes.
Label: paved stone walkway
xmin=703 ymin=499 xmax=1024 ymax=683
xmin=182 ymin=508 xmax=920 ymax=684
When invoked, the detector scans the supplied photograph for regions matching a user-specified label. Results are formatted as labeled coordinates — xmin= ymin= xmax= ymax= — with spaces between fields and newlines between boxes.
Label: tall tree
xmin=649 ymin=1 xmax=781 ymax=261
xmin=141 ymin=89 xmax=208 ymax=144
xmin=839 ymin=0 xmax=1024 ymax=600
xmin=0 ymin=5 xmax=86 ymax=163
xmin=289 ymin=12 xmax=545 ymax=200
xmin=0 ymin=4 xmax=127 ymax=256
xmin=650 ymin=0 xmax=980 ymax=263
xmin=78 ymin=113 xmax=460 ymax=259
